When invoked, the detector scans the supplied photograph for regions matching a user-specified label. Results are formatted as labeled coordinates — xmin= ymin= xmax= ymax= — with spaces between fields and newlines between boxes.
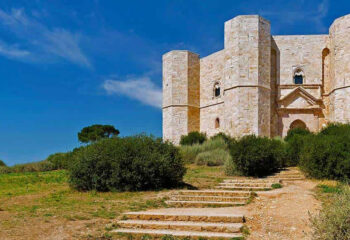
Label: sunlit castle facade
xmin=162 ymin=14 xmax=350 ymax=144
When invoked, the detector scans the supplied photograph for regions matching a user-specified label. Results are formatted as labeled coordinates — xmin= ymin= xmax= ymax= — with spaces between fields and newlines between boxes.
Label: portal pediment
xmin=278 ymin=87 xmax=322 ymax=109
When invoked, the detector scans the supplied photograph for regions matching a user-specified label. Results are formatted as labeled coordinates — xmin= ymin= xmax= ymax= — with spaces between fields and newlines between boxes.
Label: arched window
xmin=294 ymin=68 xmax=304 ymax=84
xmin=215 ymin=118 xmax=220 ymax=129
xmin=214 ymin=82 xmax=221 ymax=97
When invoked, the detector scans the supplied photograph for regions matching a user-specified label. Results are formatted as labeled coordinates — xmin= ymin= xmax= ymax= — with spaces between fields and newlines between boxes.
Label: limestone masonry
xmin=162 ymin=14 xmax=350 ymax=144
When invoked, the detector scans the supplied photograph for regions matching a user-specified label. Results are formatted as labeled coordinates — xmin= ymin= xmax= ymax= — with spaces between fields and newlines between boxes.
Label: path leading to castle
xmin=244 ymin=180 xmax=320 ymax=240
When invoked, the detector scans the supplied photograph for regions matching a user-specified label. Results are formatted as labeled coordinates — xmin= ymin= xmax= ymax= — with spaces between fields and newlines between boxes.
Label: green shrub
xmin=179 ymin=137 xmax=230 ymax=165
xmin=284 ymin=127 xmax=311 ymax=142
xmin=227 ymin=135 xmax=283 ymax=177
xmin=284 ymin=127 xmax=312 ymax=166
xmin=179 ymin=144 xmax=202 ymax=164
xmin=195 ymin=148 xmax=231 ymax=166
xmin=0 ymin=166 xmax=12 ymax=174
xmin=210 ymin=132 xmax=234 ymax=144
xmin=69 ymin=135 xmax=185 ymax=192
xmin=11 ymin=160 xmax=55 ymax=173
xmin=180 ymin=132 xmax=207 ymax=146
xmin=299 ymin=133 xmax=350 ymax=181
xmin=46 ymin=151 xmax=78 ymax=170
xmin=0 ymin=160 xmax=6 ymax=167
xmin=319 ymin=122 xmax=350 ymax=136
xmin=311 ymin=186 xmax=350 ymax=240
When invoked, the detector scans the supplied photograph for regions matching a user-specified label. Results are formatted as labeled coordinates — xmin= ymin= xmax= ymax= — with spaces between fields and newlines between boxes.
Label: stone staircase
xmin=215 ymin=179 xmax=280 ymax=191
xmin=267 ymin=167 xmax=305 ymax=182
xmin=115 ymin=211 xmax=245 ymax=239
xmin=113 ymin=167 xmax=304 ymax=239
xmin=165 ymin=190 xmax=251 ymax=207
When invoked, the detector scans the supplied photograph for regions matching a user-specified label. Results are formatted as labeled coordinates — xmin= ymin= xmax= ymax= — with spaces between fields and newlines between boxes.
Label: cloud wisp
xmin=259 ymin=0 xmax=329 ymax=33
xmin=103 ymin=76 xmax=162 ymax=109
xmin=0 ymin=8 xmax=90 ymax=67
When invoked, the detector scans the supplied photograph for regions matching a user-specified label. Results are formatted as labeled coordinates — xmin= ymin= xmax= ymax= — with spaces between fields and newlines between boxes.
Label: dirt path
xmin=245 ymin=180 xmax=320 ymax=240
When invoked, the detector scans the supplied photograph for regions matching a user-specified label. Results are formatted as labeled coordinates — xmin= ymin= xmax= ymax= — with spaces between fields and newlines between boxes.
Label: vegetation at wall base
xmin=226 ymin=135 xmax=285 ymax=177
xmin=179 ymin=135 xmax=230 ymax=166
xmin=284 ymin=127 xmax=312 ymax=166
xmin=69 ymin=135 xmax=185 ymax=192
xmin=179 ymin=131 xmax=207 ymax=146
xmin=298 ymin=123 xmax=350 ymax=181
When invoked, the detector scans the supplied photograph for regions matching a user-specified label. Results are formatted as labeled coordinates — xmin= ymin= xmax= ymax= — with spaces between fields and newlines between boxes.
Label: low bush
xmin=284 ymin=127 xmax=312 ymax=166
xmin=299 ymin=133 xmax=350 ymax=181
xmin=226 ymin=135 xmax=284 ymax=177
xmin=46 ymin=150 xmax=79 ymax=170
xmin=0 ymin=160 xmax=6 ymax=167
xmin=180 ymin=132 xmax=207 ymax=146
xmin=210 ymin=132 xmax=234 ymax=144
xmin=319 ymin=122 xmax=350 ymax=136
xmin=69 ymin=135 xmax=185 ymax=192
xmin=0 ymin=166 xmax=11 ymax=174
xmin=311 ymin=185 xmax=350 ymax=240
xmin=179 ymin=137 xmax=230 ymax=165
xmin=11 ymin=160 xmax=56 ymax=173
xmin=195 ymin=148 xmax=231 ymax=166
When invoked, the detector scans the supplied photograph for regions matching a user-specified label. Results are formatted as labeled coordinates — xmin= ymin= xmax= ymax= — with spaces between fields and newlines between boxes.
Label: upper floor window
xmin=294 ymin=68 xmax=304 ymax=84
xmin=215 ymin=118 xmax=220 ymax=129
xmin=214 ymin=82 xmax=221 ymax=97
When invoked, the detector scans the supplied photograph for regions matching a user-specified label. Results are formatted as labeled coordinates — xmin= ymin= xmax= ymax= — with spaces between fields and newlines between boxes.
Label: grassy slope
xmin=0 ymin=165 xmax=223 ymax=240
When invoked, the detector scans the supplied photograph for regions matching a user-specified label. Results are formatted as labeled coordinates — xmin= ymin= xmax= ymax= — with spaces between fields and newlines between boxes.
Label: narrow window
xmin=215 ymin=118 xmax=220 ymax=129
xmin=214 ymin=83 xmax=221 ymax=97
xmin=294 ymin=69 xmax=304 ymax=84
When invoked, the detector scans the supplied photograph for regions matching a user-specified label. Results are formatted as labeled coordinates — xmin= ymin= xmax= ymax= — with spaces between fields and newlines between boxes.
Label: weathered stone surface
xmin=163 ymin=14 xmax=350 ymax=143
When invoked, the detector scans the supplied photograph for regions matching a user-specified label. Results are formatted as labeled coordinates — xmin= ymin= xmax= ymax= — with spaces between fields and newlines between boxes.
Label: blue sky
xmin=0 ymin=0 xmax=348 ymax=165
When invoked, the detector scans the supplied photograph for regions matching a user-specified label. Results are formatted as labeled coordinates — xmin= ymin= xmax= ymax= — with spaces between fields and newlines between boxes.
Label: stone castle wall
xmin=162 ymin=14 xmax=350 ymax=143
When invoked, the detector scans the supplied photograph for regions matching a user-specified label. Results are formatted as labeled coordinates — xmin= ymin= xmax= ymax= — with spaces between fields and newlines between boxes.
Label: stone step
xmin=117 ymin=220 xmax=243 ymax=233
xmin=165 ymin=200 xmax=246 ymax=207
xmin=170 ymin=195 xmax=249 ymax=202
xmin=176 ymin=190 xmax=251 ymax=197
xmin=277 ymin=178 xmax=305 ymax=181
xmin=218 ymin=182 xmax=273 ymax=187
xmin=271 ymin=173 xmax=304 ymax=177
xmin=115 ymin=228 xmax=243 ymax=239
xmin=268 ymin=176 xmax=305 ymax=179
xmin=124 ymin=212 xmax=245 ymax=223
xmin=215 ymin=186 xmax=272 ymax=191
xmin=223 ymin=179 xmax=280 ymax=183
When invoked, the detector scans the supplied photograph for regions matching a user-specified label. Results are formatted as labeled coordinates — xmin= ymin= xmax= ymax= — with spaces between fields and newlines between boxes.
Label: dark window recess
xmin=215 ymin=86 xmax=221 ymax=97
xmin=294 ymin=75 xmax=303 ymax=84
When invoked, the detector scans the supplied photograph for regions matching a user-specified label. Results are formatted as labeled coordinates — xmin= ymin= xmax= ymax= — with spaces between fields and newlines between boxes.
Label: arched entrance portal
xmin=289 ymin=119 xmax=307 ymax=131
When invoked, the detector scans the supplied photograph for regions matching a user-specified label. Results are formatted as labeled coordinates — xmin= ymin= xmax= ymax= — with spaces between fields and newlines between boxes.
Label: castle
xmin=162 ymin=14 xmax=350 ymax=144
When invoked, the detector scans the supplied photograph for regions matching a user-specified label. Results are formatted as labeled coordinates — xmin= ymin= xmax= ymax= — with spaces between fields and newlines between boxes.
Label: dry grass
xmin=0 ymin=165 xmax=224 ymax=239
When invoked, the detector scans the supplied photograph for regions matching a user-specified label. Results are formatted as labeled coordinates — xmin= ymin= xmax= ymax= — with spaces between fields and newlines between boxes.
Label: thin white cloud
xmin=260 ymin=0 xmax=329 ymax=33
xmin=0 ymin=40 xmax=30 ymax=58
xmin=0 ymin=8 xmax=90 ymax=67
xmin=103 ymin=77 xmax=162 ymax=108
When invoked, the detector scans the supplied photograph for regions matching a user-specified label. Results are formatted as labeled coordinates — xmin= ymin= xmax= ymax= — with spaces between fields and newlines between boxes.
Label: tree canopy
xmin=78 ymin=124 xmax=120 ymax=143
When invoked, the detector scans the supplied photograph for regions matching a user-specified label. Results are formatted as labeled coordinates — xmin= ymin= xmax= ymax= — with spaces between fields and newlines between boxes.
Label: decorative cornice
xmin=224 ymin=84 xmax=270 ymax=91
xmin=200 ymin=101 xmax=224 ymax=109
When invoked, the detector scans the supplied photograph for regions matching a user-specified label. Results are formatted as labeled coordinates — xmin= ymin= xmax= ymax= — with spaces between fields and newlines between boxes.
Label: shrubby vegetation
xmin=69 ymin=135 xmax=185 ymax=191
xmin=226 ymin=135 xmax=285 ymax=177
xmin=0 ymin=159 xmax=6 ymax=167
xmin=311 ymin=185 xmax=350 ymax=240
xmin=298 ymin=123 xmax=350 ymax=181
xmin=179 ymin=134 xmax=231 ymax=166
xmin=284 ymin=127 xmax=312 ymax=166
xmin=180 ymin=131 xmax=207 ymax=146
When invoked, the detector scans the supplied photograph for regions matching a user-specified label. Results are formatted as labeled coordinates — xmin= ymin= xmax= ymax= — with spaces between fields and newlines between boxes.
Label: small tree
xmin=78 ymin=124 xmax=120 ymax=143
xmin=0 ymin=160 xmax=6 ymax=167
